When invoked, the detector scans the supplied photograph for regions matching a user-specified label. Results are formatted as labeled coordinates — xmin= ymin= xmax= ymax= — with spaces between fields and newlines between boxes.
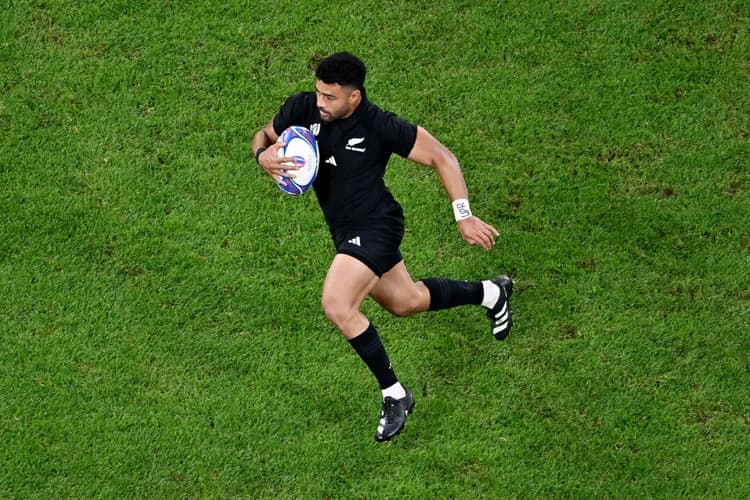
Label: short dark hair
xmin=315 ymin=52 xmax=366 ymax=90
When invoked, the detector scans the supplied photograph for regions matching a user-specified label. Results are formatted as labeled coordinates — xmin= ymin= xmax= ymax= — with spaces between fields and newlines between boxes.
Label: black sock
xmin=421 ymin=277 xmax=483 ymax=311
xmin=348 ymin=323 xmax=398 ymax=390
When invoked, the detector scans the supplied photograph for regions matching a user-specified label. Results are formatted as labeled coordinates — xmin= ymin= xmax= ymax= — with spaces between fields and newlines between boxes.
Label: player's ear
xmin=350 ymin=88 xmax=361 ymax=105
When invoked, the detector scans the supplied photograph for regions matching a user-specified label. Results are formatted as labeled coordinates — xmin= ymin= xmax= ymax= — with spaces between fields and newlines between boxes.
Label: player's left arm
xmin=407 ymin=126 xmax=499 ymax=250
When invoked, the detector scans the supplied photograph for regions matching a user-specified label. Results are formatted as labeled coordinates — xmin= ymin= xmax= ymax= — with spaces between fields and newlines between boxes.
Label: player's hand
xmin=257 ymin=142 xmax=301 ymax=184
xmin=457 ymin=216 xmax=499 ymax=250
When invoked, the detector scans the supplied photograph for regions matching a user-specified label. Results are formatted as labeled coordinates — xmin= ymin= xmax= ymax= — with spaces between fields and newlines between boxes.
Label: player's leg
xmin=371 ymin=261 xmax=514 ymax=340
xmin=420 ymin=273 xmax=514 ymax=340
xmin=321 ymin=253 xmax=413 ymax=441
xmin=371 ymin=259 xmax=489 ymax=315
xmin=369 ymin=261 xmax=431 ymax=317
xmin=321 ymin=253 xmax=377 ymax=339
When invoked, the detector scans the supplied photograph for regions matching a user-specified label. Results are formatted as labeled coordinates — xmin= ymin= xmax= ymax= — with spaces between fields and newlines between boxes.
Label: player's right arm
xmin=252 ymin=120 xmax=299 ymax=183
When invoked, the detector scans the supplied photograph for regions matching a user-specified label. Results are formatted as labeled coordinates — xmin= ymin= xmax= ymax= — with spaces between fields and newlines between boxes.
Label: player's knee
xmin=321 ymin=295 xmax=353 ymax=328
xmin=320 ymin=295 xmax=338 ymax=322
xmin=387 ymin=303 xmax=413 ymax=317
xmin=386 ymin=292 xmax=428 ymax=317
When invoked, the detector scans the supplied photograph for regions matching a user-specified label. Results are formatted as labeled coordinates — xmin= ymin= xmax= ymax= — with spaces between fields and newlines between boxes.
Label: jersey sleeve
xmin=272 ymin=93 xmax=314 ymax=136
xmin=378 ymin=111 xmax=418 ymax=158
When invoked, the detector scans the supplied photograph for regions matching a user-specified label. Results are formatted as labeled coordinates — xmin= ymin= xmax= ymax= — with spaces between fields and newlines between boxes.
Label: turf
xmin=1 ymin=0 xmax=749 ymax=497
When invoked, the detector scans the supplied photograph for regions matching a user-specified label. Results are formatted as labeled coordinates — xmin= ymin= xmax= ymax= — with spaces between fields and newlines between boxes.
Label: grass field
xmin=2 ymin=0 xmax=749 ymax=497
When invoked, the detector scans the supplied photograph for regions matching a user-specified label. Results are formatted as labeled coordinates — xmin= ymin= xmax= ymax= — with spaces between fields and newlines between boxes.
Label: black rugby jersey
xmin=272 ymin=90 xmax=418 ymax=230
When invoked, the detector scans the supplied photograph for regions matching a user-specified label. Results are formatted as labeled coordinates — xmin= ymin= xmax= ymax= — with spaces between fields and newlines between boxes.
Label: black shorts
xmin=330 ymin=220 xmax=404 ymax=277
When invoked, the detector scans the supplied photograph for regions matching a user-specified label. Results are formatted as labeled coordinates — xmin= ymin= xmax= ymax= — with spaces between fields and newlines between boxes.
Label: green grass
xmin=2 ymin=0 xmax=749 ymax=497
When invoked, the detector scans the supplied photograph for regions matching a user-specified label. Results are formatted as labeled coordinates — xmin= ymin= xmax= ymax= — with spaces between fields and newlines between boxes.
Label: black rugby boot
xmin=487 ymin=275 xmax=513 ymax=340
xmin=374 ymin=388 xmax=415 ymax=442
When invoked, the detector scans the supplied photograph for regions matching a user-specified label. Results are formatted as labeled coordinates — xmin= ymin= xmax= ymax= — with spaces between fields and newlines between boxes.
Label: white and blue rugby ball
xmin=276 ymin=126 xmax=319 ymax=196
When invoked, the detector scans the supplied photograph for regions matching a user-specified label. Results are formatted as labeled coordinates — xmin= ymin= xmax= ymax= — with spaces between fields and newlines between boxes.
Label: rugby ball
xmin=276 ymin=126 xmax=319 ymax=196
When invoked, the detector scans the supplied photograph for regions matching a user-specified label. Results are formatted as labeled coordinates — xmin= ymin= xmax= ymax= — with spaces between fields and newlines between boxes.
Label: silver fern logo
xmin=345 ymin=137 xmax=366 ymax=152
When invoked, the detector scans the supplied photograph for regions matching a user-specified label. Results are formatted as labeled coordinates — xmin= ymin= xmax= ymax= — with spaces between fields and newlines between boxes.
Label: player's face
xmin=316 ymin=80 xmax=360 ymax=122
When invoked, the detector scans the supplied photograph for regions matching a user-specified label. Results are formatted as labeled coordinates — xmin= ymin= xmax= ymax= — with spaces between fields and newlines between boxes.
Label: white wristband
xmin=452 ymin=199 xmax=472 ymax=221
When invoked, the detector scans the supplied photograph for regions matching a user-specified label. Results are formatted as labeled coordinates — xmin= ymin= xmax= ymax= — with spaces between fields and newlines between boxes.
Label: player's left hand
xmin=457 ymin=216 xmax=499 ymax=250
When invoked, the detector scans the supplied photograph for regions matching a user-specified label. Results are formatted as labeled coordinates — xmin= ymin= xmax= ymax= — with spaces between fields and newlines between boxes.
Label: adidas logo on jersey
xmin=325 ymin=156 xmax=337 ymax=166
xmin=347 ymin=236 xmax=361 ymax=247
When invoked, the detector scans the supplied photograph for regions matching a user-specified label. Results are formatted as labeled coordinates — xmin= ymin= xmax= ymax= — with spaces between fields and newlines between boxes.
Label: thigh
xmin=370 ymin=261 xmax=430 ymax=317
xmin=322 ymin=253 xmax=379 ymax=320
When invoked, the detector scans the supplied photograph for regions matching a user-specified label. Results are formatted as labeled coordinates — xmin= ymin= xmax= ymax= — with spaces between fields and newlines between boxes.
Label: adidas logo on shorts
xmin=347 ymin=236 xmax=361 ymax=247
